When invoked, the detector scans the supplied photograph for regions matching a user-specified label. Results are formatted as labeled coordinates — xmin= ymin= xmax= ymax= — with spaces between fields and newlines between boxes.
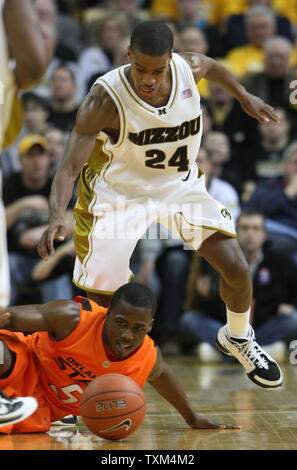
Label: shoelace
xmin=236 ymin=338 xmax=269 ymax=369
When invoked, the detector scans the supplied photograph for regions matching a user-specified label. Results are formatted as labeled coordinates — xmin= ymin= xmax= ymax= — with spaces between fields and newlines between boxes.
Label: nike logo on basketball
xmin=101 ymin=418 xmax=132 ymax=433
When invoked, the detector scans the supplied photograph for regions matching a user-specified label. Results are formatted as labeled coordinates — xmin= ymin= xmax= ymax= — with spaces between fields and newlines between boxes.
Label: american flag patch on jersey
xmin=181 ymin=89 xmax=192 ymax=99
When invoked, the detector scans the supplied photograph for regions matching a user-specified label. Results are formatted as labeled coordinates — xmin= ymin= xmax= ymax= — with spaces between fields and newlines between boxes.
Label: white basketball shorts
xmin=73 ymin=167 xmax=236 ymax=294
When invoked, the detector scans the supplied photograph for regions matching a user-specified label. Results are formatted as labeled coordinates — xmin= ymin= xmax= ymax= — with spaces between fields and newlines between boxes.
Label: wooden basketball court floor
xmin=1 ymin=357 xmax=297 ymax=451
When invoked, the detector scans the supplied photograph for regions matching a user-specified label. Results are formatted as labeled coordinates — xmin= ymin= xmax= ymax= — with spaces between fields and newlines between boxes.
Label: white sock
xmin=226 ymin=308 xmax=250 ymax=338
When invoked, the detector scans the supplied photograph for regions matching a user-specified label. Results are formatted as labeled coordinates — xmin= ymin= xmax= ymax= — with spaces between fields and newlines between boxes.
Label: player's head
xmin=130 ymin=21 xmax=173 ymax=57
xmin=104 ymin=283 xmax=156 ymax=358
xmin=128 ymin=21 xmax=173 ymax=100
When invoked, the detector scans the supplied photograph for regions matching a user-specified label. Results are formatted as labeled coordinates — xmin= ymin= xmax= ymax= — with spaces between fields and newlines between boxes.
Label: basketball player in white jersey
xmin=0 ymin=0 xmax=55 ymax=428
xmin=38 ymin=22 xmax=282 ymax=390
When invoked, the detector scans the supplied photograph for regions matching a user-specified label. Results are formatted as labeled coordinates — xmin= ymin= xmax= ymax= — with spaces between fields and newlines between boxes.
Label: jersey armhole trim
xmin=95 ymin=78 xmax=126 ymax=148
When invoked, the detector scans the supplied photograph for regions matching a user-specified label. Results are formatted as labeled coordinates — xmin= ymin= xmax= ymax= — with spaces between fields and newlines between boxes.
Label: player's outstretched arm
xmin=37 ymin=84 xmax=119 ymax=260
xmin=147 ymin=347 xmax=241 ymax=430
xmin=0 ymin=300 xmax=80 ymax=341
xmin=4 ymin=0 xmax=56 ymax=89
xmin=179 ymin=52 xmax=280 ymax=125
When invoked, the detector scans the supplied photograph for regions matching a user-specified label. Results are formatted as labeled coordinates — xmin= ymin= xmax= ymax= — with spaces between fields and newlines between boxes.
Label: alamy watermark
xmin=93 ymin=196 xmax=205 ymax=249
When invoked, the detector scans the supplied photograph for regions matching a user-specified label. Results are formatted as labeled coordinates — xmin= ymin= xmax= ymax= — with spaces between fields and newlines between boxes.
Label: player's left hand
xmin=187 ymin=414 xmax=242 ymax=430
xmin=239 ymin=92 xmax=280 ymax=124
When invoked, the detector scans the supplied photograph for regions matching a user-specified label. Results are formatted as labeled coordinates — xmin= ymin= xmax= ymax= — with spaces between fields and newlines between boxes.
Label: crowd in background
xmin=2 ymin=0 xmax=297 ymax=362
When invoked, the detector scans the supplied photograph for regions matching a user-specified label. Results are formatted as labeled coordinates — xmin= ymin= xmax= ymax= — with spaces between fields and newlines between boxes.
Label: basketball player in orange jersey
xmin=0 ymin=283 xmax=241 ymax=433
xmin=38 ymin=21 xmax=282 ymax=390
xmin=0 ymin=0 xmax=55 ymax=428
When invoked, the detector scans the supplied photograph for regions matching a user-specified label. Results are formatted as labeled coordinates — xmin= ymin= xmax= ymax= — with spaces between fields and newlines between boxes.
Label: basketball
xmin=80 ymin=374 xmax=146 ymax=440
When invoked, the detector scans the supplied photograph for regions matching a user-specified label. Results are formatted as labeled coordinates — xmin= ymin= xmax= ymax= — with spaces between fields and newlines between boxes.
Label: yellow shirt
xmin=149 ymin=0 xmax=246 ymax=24
xmin=197 ymin=78 xmax=210 ymax=99
xmin=149 ymin=0 xmax=297 ymax=25
xmin=226 ymin=44 xmax=297 ymax=78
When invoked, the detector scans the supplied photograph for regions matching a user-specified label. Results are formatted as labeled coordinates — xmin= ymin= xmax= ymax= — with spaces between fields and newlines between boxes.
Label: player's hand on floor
xmin=187 ymin=414 xmax=242 ymax=430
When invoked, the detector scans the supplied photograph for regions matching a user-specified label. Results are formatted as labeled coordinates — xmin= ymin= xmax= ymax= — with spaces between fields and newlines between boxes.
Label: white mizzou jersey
xmin=89 ymin=52 xmax=202 ymax=194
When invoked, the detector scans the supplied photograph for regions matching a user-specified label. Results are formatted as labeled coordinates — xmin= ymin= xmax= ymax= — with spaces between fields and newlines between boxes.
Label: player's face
xmin=104 ymin=300 xmax=153 ymax=358
xmin=127 ymin=47 xmax=172 ymax=101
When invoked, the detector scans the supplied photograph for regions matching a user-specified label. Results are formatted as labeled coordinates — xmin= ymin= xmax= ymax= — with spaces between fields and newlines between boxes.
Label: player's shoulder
xmin=76 ymin=80 xmax=119 ymax=134
xmin=81 ymin=81 xmax=116 ymax=113
xmin=42 ymin=299 xmax=81 ymax=320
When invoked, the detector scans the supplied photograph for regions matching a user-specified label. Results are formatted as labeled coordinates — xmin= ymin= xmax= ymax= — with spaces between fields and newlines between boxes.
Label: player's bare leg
xmin=0 ymin=339 xmax=38 ymax=428
xmin=198 ymin=232 xmax=282 ymax=389
xmin=199 ymin=232 xmax=252 ymax=313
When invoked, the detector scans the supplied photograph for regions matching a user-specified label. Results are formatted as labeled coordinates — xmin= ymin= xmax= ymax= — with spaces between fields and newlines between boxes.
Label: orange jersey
xmin=0 ymin=297 xmax=157 ymax=433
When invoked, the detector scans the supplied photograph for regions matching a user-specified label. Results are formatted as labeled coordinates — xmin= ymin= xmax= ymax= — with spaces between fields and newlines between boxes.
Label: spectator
xmin=203 ymin=81 xmax=260 ymax=188
xmin=179 ymin=25 xmax=208 ymax=54
xmin=242 ymin=36 xmax=297 ymax=135
xmin=3 ymin=134 xmax=74 ymax=305
xmin=179 ymin=25 xmax=210 ymax=98
xmin=244 ymin=141 xmax=297 ymax=259
xmin=203 ymin=130 xmax=240 ymax=191
xmin=78 ymin=12 xmax=129 ymax=97
xmin=200 ymin=101 xmax=213 ymax=135
xmin=176 ymin=0 xmax=225 ymax=58
xmin=113 ymin=36 xmax=130 ymax=68
xmin=22 ymin=92 xmax=50 ymax=135
xmin=35 ymin=0 xmax=84 ymax=62
xmin=162 ymin=19 xmax=182 ymax=52
xmin=1 ymin=92 xmax=50 ymax=178
xmin=179 ymin=209 xmax=297 ymax=362
xmin=253 ymin=107 xmax=291 ymax=181
xmin=107 ymin=0 xmax=148 ymax=31
xmin=226 ymin=6 xmax=277 ymax=78
xmin=33 ymin=0 xmax=58 ymax=63
xmin=224 ymin=0 xmax=294 ymax=52
xmin=45 ymin=127 xmax=67 ymax=176
xmin=47 ymin=64 xmax=79 ymax=132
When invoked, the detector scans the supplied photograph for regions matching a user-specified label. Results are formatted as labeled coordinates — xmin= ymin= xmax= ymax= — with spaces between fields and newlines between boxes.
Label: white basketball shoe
xmin=0 ymin=390 xmax=38 ymax=427
xmin=216 ymin=325 xmax=283 ymax=389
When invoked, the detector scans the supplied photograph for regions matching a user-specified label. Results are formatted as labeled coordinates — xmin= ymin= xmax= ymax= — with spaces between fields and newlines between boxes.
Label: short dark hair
xmin=130 ymin=21 xmax=173 ymax=56
xmin=22 ymin=92 xmax=49 ymax=112
xmin=111 ymin=282 xmax=157 ymax=317
xmin=52 ymin=63 xmax=76 ymax=83
xmin=237 ymin=208 xmax=266 ymax=228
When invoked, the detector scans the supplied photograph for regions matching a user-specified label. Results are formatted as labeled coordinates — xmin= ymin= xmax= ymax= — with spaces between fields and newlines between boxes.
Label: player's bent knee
xmin=223 ymin=255 xmax=251 ymax=288
xmin=0 ymin=339 xmax=15 ymax=378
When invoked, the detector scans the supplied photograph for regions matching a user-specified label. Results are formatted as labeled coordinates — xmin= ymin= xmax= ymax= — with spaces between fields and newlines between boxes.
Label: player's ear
xmin=127 ymin=45 xmax=132 ymax=62
xmin=147 ymin=318 xmax=154 ymax=333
